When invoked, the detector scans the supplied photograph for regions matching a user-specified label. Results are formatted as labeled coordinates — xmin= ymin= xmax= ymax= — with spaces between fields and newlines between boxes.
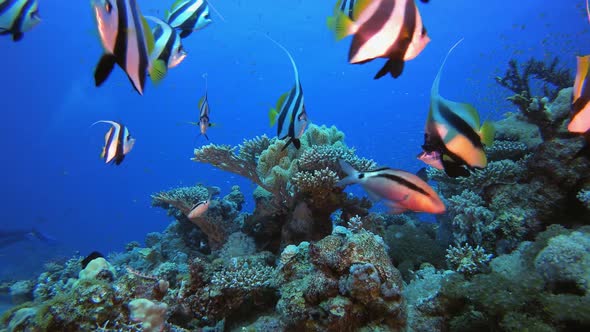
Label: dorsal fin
xmin=431 ymin=38 xmax=464 ymax=98
xmin=170 ymin=0 xmax=186 ymax=12
xmin=264 ymin=34 xmax=300 ymax=85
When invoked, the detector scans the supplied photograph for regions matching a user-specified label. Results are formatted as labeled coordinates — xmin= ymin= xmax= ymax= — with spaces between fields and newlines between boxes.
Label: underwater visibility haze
xmin=1 ymin=0 xmax=590 ymax=331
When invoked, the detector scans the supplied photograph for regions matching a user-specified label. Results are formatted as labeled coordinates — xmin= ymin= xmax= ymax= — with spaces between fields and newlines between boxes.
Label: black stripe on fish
xmin=113 ymin=0 xmax=129 ymax=68
xmin=9 ymin=0 xmax=33 ymax=40
xmin=114 ymin=122 xmax=126 ymax=165
xmin=438 ymin=102 xmax=484 ymax=150
xmin=287 ymin=84 xmax=304 ymax=139
xmin=170 ymin=0 xmax=206 ymax=30
xmin=369 ymin=167 xmax=391 ymax=172
xmin=374 ymin=173 xmax=430 ymax=197
xmin=0 ymin=0 xmax=18 ymax=15
xmin=277 ymin=86 xmax=296 ymax=138
xmin=349 ymin=0 xmax=396 ymax=63
xmin=374 ymin=0 xmax=416 ymax=79
xmin=129 ymin=0 xmax=148 ymax=92
xmin=340 ymin=0 xmax=355 ymax=19
xmin=154 ymin=23 xmax=176 ymax=64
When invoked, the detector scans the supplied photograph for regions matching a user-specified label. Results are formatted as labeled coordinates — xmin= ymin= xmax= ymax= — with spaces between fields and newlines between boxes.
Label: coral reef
xmin=496 ymin=57 xmax=573 ymax=140
xmin=193 ymin=124 xmax=374 ymax=252
xmin=276 ymin=228 xmax=406 ymax=331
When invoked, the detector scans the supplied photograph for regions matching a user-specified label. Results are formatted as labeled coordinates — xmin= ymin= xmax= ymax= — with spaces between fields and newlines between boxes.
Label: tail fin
xmin=336 ymin=159 xmax=360 ymax=187
xmin=479 ymin=120 xmax=495 ymax=147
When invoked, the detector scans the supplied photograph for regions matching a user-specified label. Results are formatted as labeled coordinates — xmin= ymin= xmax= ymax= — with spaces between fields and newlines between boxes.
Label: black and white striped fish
xmin=91 ymin=0 xmax=157 ymax=95
xmin=330 ymin=0 xmax=430 ymax=79
xmin=188 ymin=74 xmax=214 ymax=140
xmin=0 ymin=0 xmax=40 ymax=41
xmin=421 ymin=39 xmax=494 ymax=178
xmin=267 ymin=36 xmax=309 ymax=150
xmin=93 ymin=120 xmax=136 ymax=165
xmin=166 ymin=0 xmax=211 ymax=38
xmin=327 ymin=0 xmax=356 ymax=27
xmin=145 ymin=15 xmax=187 ymax=82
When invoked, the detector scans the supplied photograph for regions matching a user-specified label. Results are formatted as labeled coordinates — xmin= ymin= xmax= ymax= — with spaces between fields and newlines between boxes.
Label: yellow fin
xmin=276 ymin=92 xmax=288 ymax=111
xmin=334 ymin=11 xmax=354 ymax=40
xmin=574 ymin=55 xmax=590 ymax=99
xmin=142 ymin=16 xmax=155 ymax=55
xmin=326 ymin=16 xmax=336 ymax=30
xmin=198 ymin=95 xmax=205 ymax=109
xmin=269 ymin=108 xmax=278 ymax=126
xmin=352 ymin=0 xmax=371 ymax=20
xmin=150 ymin=59 xmax=167 ymax=85
xmin=100 ymin=147 xmax=106 ymax=159
xmin=479 ymin=120 xmax=495 ymax=147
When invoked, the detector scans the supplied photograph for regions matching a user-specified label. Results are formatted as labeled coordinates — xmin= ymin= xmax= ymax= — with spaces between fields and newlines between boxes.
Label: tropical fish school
xmin=2 ymin=0 xmax=589 ymax=216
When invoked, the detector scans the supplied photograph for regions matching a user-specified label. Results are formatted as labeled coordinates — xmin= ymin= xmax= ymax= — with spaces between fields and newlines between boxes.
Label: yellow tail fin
xmin=269 ymin=108 xmax=278 ymax=126
xmin=479 ymin=120 xmax=495 ymax=147
xmin=334 ymin=11 xmax=354 ymax=40
xmin=149 ymin=59 xmax=167 ymax=85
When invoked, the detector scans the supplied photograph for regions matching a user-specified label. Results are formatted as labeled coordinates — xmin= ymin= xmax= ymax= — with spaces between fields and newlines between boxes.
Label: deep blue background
xmin=0 ymin=0 xmax=587 ymax=279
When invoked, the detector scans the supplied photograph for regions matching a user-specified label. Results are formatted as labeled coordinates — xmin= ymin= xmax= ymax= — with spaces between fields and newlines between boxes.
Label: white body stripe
xmin=350 ymin=0 xmax=405 ymax=63
xmin=0 ymin=0 xmax=27 ymax=30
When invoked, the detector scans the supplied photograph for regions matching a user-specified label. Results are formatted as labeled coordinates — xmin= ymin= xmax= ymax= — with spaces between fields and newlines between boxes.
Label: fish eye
xmin=204 ymin=14 xmax=211 ymax=20
xmin=30 ymin=10 xmax=39 ymax=19
xmin=105 ymin=0 xmax=113 ymax=13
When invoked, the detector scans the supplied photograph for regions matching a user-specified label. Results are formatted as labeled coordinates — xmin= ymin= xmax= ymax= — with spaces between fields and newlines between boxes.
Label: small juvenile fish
xmin=93 ymin=120 xmax=136 ymax=165
xmin=337 ymin=160 xmax=445 ymax=214
xmin=329 ymin=0 xmax=430 ymax=79
xmin=188 ymin=74 xmax=215 ymax=140
xmin=166 ymin=0 xmax=211 ymax=38
xmin=0 ymin=0 xmax=40 ymax=41
xmin=266 ymin=35 xmax=309 ymax=150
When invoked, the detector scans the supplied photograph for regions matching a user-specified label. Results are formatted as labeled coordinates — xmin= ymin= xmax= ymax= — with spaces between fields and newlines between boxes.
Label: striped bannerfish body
xmin=267 ymin=36 xmax=309 ymax=150
xmin=93 ymin=120 xmax=136 ymax=165
xmin=570 ymin=56 xmax=590 ymax=134
xmin=337 ymin=160 xmax=445 ymax=214
xmin=422 ymin=39 xmax=495 ymax=178
xmin=330 ymin=0 xmax=430 ymax=79
xmin=91 ymin=0 xmax=155 ymax=95
xmin=0 ymin=0 xmax=40 ymax=41
xmin=145 ymin=15 xmax=187 ymax=82
xmin=166 ymin=0 xmax=211 ymax=38
xmin=198 ymin=92 xmax=211 ymax=139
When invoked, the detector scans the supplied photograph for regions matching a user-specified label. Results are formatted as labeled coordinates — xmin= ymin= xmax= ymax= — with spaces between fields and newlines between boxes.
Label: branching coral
xmin=193 ymin=135 xmax=272 ymax=191
xmin=496 ymin=57 xmax=572 ymax=106
xmin=445 ymin=243 xmax=493 ymax=275
xmin=495 ymin=58 xmax=573 ymax=140
xmin=485 ymin=140 xmax=529 ymax=162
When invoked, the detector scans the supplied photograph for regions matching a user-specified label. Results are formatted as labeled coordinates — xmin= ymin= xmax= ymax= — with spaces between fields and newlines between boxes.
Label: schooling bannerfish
xmin=166 ymin=0 xmax=211 ymax=38
xmin=337 ymin=160 xmax=445 ymax=214
xmin=420 ymin=39 xmax=494 ymax=177
xmin=93 ymin=120 xmax=136 ymax=165
xmin=91 ymin=0 xmax=158 ymax=95
xmin=0 ymin=0 xmax=40 ymax=41
xmin=267 ymin=35 xmax=309 ymax=150
xmin=145 ymin=15 xmax=187 ymax=82
xmin=329 ymin=0 xmax=430 ymax=79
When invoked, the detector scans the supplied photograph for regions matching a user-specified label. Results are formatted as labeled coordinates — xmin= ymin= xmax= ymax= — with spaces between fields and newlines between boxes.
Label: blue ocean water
xmin=0 ymin=0 xmax=586 ymax=281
